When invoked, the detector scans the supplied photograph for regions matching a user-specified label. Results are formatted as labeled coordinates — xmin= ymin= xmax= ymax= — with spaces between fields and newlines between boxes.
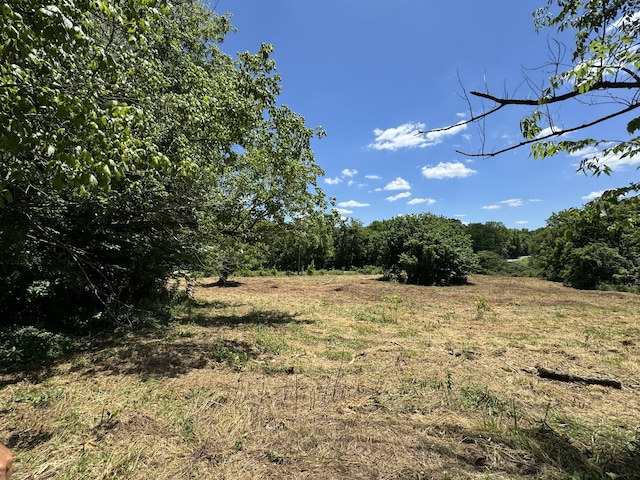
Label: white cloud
xmin=337 ymin=200 xmax=370 ymax=208
xmin=347 ymin=180 xmax=355 ymax=186
xmin=514 ymin=220 xmax=529 ymax=225
xmin=500 ymin=198 xmax=524 ymax=207
xmin=368 ymin=121 xmax=467 ymax=151
xmin=407 ymin=197 xmax=436 ymax=205
xmin=335 ymin=208 xmax=353 ymax=214
xmin=386 ymin=192 xmax=412 ymax=202
xmin=365 ymin=174 xmax=381 ymax=179
xmin=482 ymin=198 xmax=524 ymax=210
xmin=537 ymin=126 xmax=562 ymax=138
xmin=529 ymin=198 xmax=542 ymax=203
xmin=342 ymin=168 xmax=358 ymax=177
xmin=324 ymin=177 xmax=342 ymax=185
xmin=582 ymin=190 xmax=605 ymax=201
xmin=384 ymin=177 xmax=411 ymax=190
xmin=454 ymin=214 xmax=467 ymax=218
xmin=421 ymin=162 xmax=477 ymax=179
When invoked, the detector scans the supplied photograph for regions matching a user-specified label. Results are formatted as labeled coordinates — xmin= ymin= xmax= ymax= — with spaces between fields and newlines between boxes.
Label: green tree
xmin=0 ymin=0 xmax=326 ymax=326
xmin=534 ymin=197 xmax=640 ymax=288
xmin=466 ymin=222 xmax=510 ymax=256
xmin=373 ymin=213 xmax=476 ymax=285
xmin=332 ymin=218 xmax=368 ymax=269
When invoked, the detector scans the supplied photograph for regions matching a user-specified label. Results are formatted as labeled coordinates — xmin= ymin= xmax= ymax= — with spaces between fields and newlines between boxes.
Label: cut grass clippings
xmin=1 ymin=274 xmax=640 ymax=479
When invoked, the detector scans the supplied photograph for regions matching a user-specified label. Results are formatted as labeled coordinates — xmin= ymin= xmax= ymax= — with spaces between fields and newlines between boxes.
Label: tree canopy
xmin=0 ymin=0 xmax=327 ymax=326
xmin=368 ymin=213 xmax=476 ymax=285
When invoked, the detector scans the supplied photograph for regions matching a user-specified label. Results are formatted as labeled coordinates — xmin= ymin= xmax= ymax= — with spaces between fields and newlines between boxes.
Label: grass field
xmin=2 ymin=274 xmax=640 ymax=479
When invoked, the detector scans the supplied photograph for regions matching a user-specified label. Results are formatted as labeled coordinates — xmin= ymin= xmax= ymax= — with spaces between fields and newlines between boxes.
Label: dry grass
xmin=2 ymin=274 xmax=640 ymax=479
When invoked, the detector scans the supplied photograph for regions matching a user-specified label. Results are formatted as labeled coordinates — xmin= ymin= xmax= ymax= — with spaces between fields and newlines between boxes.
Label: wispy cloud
xmin=337 ymin=200 xmax=370 ymax=208
xmin=335 ymin=208 xmax=353 ymax=214
xmin=514 ymin=220 xmax=529 ymax=225
xmin=482 ymin=198 xmax=525 ymax=210
xmin=324 ymin=177 xmax=342 ymax=185
xmin=384 ymin=177 xmax=411 ymax=190
xmin=368 ymin=121 xmax=467 ymax=151
xmin=582 ymin=190 xmax=605 ymax=201
xmin=386 ymin=192 xmax=412 ymax=202
xmin=501 ymin=198 xmax=524 ymax=207
xmin=342 ymin=168 xmax=358 ymax=177
xmin=365 ymin=174 xmax=381 ymax=179
xmin=421 ymin=161 xmax=477 ymax=179
xmin=407 ymin=197 xmax=436 ymax=205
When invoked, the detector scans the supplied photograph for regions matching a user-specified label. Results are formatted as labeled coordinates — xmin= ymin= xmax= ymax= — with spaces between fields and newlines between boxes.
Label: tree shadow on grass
xmin=412 ymin=422 xmax=639 ymax=479
xmin=187 ymin=307 xmax=313 ymax=328
xmin=491 ymin=424 xmax=640 ymax=479
xmin=78 ymin=305 xmax=309 ymax=379
xmin=87 ymin=338 xmax=258 ymax=380
xmin=1 ymin=303 xmax=311 ymax=383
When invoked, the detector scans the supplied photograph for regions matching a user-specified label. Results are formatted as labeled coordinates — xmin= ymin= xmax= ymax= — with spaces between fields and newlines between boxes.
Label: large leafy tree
xmin=425 ymin=0 xmax=640 ymax=195
xmin=370 ymin=213 xmax=476 ymax=285
xmin=534 ymin=196 xmax=640 ymax=288
xmin=0 ymin=0 xmax=326 ymax=325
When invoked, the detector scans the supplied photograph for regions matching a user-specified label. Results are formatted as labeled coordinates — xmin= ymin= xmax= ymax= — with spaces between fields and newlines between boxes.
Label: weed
xmin=474 ymin=295 xmax=493 ymax=320
xmin=0 ymin=326 xmax=73 ymax=366
xmin=13 ymin=385 xmax=63 ymax=406
xmin=460 ymin=384 xmax=507 ymax=416
xmin=209 ymin=339 xmax=249 ymax=370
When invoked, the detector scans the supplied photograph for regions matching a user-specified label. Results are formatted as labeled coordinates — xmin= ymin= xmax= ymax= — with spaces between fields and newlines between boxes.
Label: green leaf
xmin=627 ymin=117 xmax=640 ymax=135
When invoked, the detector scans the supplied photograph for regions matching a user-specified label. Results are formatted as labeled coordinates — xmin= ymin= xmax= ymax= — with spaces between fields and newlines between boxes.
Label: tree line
xmin=250 ymin=198 xmax=639 ymax=294
xmin=1 ymin=0 xmax=639 ymax=337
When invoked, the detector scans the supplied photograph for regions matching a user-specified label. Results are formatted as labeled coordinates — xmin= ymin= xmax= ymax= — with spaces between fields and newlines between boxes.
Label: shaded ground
xmin=1 ymin=274 xmax=639 ymax=479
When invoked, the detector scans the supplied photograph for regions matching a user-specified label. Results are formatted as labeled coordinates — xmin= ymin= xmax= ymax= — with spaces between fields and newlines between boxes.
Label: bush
xmin=0 ymin=326 xmax=73 ymax=367
xmin=474 ymin=251 xmax=539 ymax=277
xmin=373 ymin=214 xmax=476 ymax=285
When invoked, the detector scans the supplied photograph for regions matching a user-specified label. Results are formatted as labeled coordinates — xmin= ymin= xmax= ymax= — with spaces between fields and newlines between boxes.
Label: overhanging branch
xmin=470 ymin=79 xmax=640 ymax=106
xmin=457 ymin=101 xmax=640 ymax=157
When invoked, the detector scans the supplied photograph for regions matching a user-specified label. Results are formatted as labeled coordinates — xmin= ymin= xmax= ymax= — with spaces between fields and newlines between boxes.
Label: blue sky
xmin=215 ymin=0 xmax=640 ymax=229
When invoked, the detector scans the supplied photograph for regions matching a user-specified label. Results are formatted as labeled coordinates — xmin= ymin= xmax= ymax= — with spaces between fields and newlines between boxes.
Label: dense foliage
xmin=465 ymin=221 xmax=532 ymax=258
xmin=534 ymin=196 xmax=640 ymax=289
xmin=366 ymin=214 xmax=476 ymax=285
xmin=0 ymin=0 xmax=326 ymax=327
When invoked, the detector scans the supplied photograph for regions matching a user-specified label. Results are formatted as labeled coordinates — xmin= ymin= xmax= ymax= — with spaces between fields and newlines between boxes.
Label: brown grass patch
xmin=2 ymin=275 xmax=640 ymax=479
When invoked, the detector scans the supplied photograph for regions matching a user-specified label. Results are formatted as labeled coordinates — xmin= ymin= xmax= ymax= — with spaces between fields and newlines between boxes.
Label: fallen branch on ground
xmin=535 ymin=365 xmax=622 ymax=389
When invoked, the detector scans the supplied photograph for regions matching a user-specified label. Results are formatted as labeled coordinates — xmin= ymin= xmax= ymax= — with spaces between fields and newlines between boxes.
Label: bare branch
xmin=470 ymin=80 xmax=640 ymax=106
xmin=456 ymin=101 xmax=640 ymax=157
xmin=417 ymin=103 xmax=505 ymax=136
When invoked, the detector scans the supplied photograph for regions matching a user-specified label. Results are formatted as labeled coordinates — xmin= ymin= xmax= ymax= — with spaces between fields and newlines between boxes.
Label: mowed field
xmin=2 ymin=274 xmax=640 ymax=479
